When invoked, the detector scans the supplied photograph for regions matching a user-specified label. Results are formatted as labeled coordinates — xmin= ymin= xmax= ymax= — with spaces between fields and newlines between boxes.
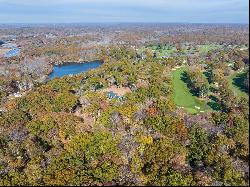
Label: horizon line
xmin=0 ymin=22 xmax=249 ymax=25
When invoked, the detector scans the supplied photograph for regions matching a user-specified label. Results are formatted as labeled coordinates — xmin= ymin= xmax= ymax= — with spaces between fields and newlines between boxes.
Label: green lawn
xmin=228 ymin=71 xmax=248 ymax=98
xmin=197 ymin=44 xmax=223 ymax=54
xmin=138 ymin=45 xmax=176 ymax=58
xmin=171 ymin=67 xmax=212 ymax=114
xmin=138 ymin=44 xmax=224 ymax=59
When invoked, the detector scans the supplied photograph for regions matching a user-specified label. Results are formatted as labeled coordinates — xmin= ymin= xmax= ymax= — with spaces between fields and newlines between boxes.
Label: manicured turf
xmin=138 ymin=46 xmax=175 ymax=58
xmin=171 ymin=67 xmax=211 ymax=114
xmin=197 ymin=44 xmax=223 ymax=54
xmin=228 ymin=71 xmax=248 ymax=98
xmin=138 ymin=44 xmax=224 ymax=59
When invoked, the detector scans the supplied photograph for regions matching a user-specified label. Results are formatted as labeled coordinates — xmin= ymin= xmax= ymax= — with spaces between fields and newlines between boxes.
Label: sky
xmin=0 ymin=0 xmax=249 ymax=24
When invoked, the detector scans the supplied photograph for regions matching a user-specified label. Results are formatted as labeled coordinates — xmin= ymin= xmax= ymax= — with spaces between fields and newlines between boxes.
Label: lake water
xmin=49 ymin=61 xmax=102 ymax=80
xmin=4 ymin=48 xmax=20 ymax=58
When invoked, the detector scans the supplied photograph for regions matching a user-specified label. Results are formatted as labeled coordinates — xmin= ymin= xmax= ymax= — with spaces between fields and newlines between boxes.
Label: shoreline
xmin=54 ymin=59 xmax=104 ymax=66
xmin=47 ymin=59 xmax=104 ymax=81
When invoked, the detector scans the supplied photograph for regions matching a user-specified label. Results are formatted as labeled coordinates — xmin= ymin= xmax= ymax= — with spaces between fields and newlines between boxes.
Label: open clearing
xmin=101 ymin=85 xmax=132 ymax=96
xmin=171 ymin=67 xmax=212 ymax=114
xmin=171 ymin=67 xmax=248 ymax=114
xmin=228 ymin=71 xmax=248 ymax=98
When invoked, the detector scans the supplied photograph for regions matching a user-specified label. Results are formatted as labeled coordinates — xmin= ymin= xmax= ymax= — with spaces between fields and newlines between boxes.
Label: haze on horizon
xmin=0 ymin=0 xmax=249 ymax=24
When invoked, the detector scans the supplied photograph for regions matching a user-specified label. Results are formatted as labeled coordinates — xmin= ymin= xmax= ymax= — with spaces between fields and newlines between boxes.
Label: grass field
xmin=228 ymin=71 xmax=248 ymax=98
xmin=138 ymin=44 xmax=224 ymax=59
xmin=137 ymin=46 xmax=175 ymax=58
xmin=171 ymin=67 xmax=211 ymax=114
xmin=197 ymin=44 xmax=222 ymax=54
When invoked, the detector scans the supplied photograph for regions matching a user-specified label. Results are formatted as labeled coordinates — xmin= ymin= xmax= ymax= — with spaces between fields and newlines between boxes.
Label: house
xmin=107 ymin=91 xmax=124 ymax=101
xmin=14 ymin=92 xmax=22 ymax=98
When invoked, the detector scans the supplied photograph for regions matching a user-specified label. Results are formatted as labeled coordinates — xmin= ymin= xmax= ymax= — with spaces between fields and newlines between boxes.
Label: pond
xmin=4 ymin=48 xmax=20 ymax=58
xmin=49 ymin=61 xmax=102 ymax=80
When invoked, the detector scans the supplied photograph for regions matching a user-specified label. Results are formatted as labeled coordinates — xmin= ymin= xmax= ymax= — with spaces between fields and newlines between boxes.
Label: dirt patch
xmin=101 ymin=85 xmax=132 ymax=96
xmin=74 ymin=108 xmax=94 ymax=132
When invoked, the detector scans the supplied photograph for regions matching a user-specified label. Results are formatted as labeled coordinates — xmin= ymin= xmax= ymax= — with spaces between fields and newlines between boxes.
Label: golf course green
xmin=171 ymin=67 xmax=211 ymax=114
xmin=228 ymin=71 xmax=248 ymax=98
